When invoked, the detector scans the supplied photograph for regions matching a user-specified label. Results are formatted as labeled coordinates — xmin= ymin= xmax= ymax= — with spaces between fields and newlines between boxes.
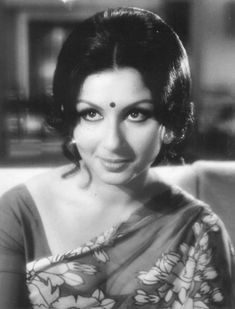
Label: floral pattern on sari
xmin=26 ymin=204 xmax=234 ymax=309
xmin=27 ymin=226 xmax=116 ymax=309
xmin=135 ymin=212 xmax=224 ymax=308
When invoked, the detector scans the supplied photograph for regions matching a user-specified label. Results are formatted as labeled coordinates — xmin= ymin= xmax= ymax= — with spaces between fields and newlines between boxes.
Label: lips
xmin=100 ymin=157 xmax=129 ymax=163
xmin=99 ymin=157 xmax=130 ymax=172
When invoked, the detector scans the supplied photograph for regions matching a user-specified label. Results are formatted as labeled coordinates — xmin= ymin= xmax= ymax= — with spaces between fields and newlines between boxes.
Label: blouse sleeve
xmin=191 ymin=208 xmax=235 ymax=308
xmin=0 ymin=191 xmax=31 ymax=309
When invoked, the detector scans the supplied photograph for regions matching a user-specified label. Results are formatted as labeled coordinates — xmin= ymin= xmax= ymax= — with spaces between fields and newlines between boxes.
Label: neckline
xmin=18 ymin=182 xmax=176 ymax=259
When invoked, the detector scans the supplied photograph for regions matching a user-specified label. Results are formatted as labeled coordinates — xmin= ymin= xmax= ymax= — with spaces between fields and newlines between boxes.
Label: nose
xmin=102 ymin=119 xmax=126 ymax=151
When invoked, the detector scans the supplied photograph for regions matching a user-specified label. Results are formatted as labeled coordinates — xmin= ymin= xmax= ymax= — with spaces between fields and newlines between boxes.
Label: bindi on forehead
xmin=109 ymin=102 xmax=116 ymax=108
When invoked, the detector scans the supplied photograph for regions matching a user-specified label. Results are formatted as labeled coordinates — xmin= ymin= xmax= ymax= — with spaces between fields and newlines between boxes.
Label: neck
xmin=80 ymin=163 xmax=152 ymax=208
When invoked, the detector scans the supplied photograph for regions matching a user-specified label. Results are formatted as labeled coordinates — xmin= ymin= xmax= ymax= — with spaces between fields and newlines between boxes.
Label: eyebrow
xmin=76 ymin=99 xmax=154 ymax=110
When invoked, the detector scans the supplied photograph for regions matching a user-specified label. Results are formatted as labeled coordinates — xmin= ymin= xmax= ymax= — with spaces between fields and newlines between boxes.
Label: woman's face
xmin=74 ymin=67 xmax=164 ymax=186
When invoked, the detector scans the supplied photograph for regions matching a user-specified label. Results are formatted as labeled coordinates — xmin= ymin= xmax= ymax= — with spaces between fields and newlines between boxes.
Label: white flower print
xmin=202 ymin=213 xmax=219 ymax=231
xmin=200 ymin=282 xmax=210 ymax=294
xmin=135 ymin=212 xmax=224 ymax=308
xmin=27 ymin=259 xmax=100 ymax=308
xmin=172 ymin=255 xmax=196 ymax=293
xmin=94 ymin=248 xmax=110 ymax=263
xmin=134 ymin=290 xmax=160 ymax=305
xmin=203 ymin=266 xmax=217 ymax=280
xmin=211 ymin=288 xmax=224 ymax=302
xmin=67 ymin=261 xmax=97 ymax=275
xmin=53 ymin=289 xmax=115 ymax=309
xmin=193 ymin=222 xmax=203 ymax=237
xmin=70 ymin=227 xmax=115 ymax=264
xmin=28 ymin=261 xmax=85 ymax=287
xmin=138 ymin=252 xmax=180 ymax=285
xmin=26 ymin=225 xmax=118 ymax=308
xmin=28 ymin=279 xmax=60 ymax=309
xmin=134 ymin=290 xmax=149 ymax=304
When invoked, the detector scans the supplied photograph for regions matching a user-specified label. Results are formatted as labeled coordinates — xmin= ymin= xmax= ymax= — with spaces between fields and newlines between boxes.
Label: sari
xmin=26 ymin=187 xmax=235 ymax=309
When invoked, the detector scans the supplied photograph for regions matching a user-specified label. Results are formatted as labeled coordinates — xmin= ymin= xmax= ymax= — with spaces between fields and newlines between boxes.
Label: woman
xmin=0 ymin=7 xmax=234 ymax=309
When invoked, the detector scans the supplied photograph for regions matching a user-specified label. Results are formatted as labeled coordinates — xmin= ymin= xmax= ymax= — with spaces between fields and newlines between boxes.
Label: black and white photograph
xmin=0 ymin=0 xmax=235 ymax=308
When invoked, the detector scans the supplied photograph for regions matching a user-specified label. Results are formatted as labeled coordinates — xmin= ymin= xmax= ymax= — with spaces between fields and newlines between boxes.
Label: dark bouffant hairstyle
xmin=50 ymin=7 xmax=193 ymax=165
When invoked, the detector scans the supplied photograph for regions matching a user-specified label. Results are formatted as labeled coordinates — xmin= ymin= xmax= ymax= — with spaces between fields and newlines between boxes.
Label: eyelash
xmin=77 ymin=109 xmax=103 ymax=122
xmin=77 ymin=108 xmax=153 ymax=122
xmin=127 ymin=109 xmax=153 ymax=122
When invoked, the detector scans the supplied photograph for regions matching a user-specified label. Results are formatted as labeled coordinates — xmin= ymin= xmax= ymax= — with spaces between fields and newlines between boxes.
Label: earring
xmin=163 ymin=130 xmax=174 ymax=144
xmin=63 ymin=137 xmax=81 ymax=166
xmin=66 ymin=138 xmax=77 ymax=153
xmin=69 ymin=138 xmax=77 ymax=146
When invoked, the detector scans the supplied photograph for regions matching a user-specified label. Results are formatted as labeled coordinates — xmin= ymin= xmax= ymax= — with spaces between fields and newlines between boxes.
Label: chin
xmin=97 ymin=171 xmax=134 ymax=186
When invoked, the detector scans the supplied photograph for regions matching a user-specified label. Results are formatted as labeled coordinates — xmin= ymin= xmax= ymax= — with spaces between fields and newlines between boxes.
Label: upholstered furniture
xmin=0 ymin=161 xmax=234 ymax=244
xmin=158 ymin=161 xmax=235 ymax=245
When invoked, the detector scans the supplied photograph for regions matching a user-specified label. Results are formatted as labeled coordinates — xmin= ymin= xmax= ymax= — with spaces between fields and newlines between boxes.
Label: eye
xmin=127 ymin=108 xmax=152 ymax=122
xmin=78 ymin=109 xmax=103 ymax=122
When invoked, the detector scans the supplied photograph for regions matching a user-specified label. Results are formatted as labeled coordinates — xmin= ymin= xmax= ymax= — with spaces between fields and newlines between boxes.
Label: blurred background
xmin=0 ymin=0 xmax=235 ymax=166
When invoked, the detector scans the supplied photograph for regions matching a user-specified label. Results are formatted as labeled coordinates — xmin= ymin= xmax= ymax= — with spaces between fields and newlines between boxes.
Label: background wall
xmin=191 ymin=0 xmax=235 ymax=159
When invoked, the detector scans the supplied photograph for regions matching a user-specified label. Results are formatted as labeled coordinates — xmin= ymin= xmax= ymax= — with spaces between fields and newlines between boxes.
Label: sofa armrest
xmin=154 ymin=164 xmax=197 ymax=197
xmin=193 ymin=160 xmax=235 ymax=244
xmin=0 ymin=167 xmax=49 ymax=194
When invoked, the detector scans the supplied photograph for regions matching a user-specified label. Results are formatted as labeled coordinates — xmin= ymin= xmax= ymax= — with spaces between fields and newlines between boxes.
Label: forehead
xmin=77 ymin=67 xmax=152 ymax=106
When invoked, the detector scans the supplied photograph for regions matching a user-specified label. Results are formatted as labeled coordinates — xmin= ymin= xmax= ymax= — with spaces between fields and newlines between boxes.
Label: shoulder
xmin=160 ymin=183 xmax=235 ymax=261
xmin=169 ymin=185 xmax=225 ymax=231
xmin=168 ymin=184 xmax=232 ymax=236
xmin=0 ymin=185 xmax=32 ymax=253
xmin=171 ymin=187 xmax=235 ymax=258
xmin=0 ymin=164 xmax=77 ymax=238
xmin=150 ymin=177 xmax=206 ymax=217
xmin=151 ymin=176 xmax=230 ymax=238
xmin=0 ymin=184 xmax=33 ymax=216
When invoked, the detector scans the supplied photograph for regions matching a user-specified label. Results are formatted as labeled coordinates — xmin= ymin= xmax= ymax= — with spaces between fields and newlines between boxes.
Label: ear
xmin=162 ymin=127 xmax=174 ymax=144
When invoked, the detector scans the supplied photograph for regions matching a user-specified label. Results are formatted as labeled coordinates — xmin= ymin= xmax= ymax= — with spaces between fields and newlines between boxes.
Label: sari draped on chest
xmin=26 ymin=189 xmax=235 ymax=309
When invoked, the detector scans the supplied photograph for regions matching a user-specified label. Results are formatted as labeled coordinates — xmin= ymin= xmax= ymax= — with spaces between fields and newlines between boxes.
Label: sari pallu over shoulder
xmin=26 ymin=191 xmax=235 ymax=309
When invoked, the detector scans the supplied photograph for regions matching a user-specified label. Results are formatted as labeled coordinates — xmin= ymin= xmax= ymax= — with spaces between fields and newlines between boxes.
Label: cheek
xmin=129 ymin=124 xmax=162 ymax=158
xmin=142 ymin=134 xmax=162 ymax=157
xmin=73 ymin=125 xmax=98 ymax=153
